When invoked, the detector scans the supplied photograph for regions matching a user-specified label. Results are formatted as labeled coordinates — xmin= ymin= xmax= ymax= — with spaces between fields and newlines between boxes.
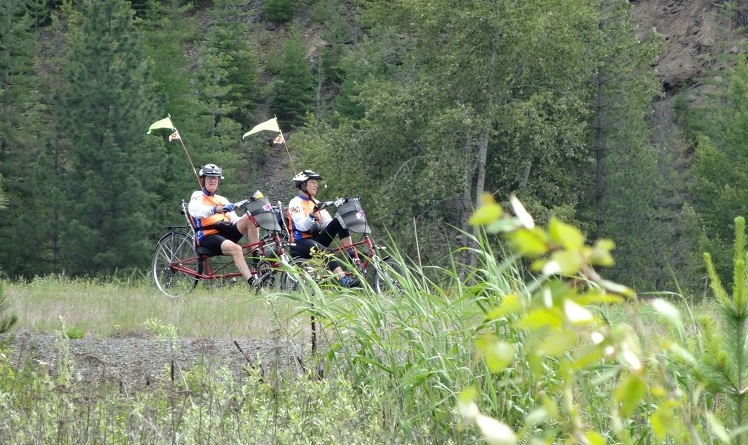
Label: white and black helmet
xmin=199 ymin=163 xmax=224 ymax=179
xmin=292 ymin=170 xmax=322 ymax=189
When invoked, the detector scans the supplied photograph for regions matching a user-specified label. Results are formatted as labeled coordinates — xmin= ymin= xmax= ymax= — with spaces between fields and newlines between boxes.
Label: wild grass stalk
xmin=278 ymin=234 xmax=531 ymax=441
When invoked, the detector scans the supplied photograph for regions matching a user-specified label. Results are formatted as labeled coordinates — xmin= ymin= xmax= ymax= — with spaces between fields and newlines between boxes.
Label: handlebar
xmin=318 ymin=196 xmax=361 ymax=209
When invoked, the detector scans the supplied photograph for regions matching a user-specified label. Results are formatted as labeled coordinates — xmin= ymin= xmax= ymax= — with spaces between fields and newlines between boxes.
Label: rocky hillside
xmin=632 ymin=0 xmax=725 ymax=92
xmin=631 ymin=0 xmax=745 ymax=144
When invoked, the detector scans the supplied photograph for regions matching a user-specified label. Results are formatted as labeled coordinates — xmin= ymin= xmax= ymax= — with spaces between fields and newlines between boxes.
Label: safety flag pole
xmin=242 ymin=116 xmax=295 ymax=173
xmin=273 ymin=126 xmax=296 ymax=174
xmin=148 ymin=115 xmax=201 ymax=186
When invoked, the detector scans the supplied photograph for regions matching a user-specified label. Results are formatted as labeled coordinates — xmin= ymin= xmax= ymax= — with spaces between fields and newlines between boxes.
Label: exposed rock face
xmin=632 ymin=0 xmax=725 ymax=92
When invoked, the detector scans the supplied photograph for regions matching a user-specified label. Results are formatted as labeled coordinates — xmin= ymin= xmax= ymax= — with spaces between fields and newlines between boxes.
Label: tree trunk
xmin=593 ymin=66 xmax=606 ymax=239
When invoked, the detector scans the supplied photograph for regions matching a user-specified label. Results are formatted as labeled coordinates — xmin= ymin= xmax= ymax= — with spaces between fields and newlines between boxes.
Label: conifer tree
xmin=207 ymin=0 xmax=260 ymax=126
xmin=273 ymin=25 xmax=315 ymax=128
xmin=686 ymin=56 xmax=748 ymax=284
xmin=0 ymin=0 xmax=51 ymax=277
xmin=262 ymin=0 xmax=294 ymax=24
xmin=140 ymin=0 xmax=194 ymax=116
xmin=139 ymin=0 xmax=204 ymax=212
xmin=584 ymin=0 xmax=700 ymax=292
xmin=55 ymin=0 xmax=161 ymax=276
xmin=699 ymin=217 xmax=748 ymax=444
xmin=188 ymin=0 xmax=259 ymax=198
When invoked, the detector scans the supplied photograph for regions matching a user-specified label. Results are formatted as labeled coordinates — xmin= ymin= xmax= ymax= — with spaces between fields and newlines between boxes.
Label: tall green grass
xmin=275 ymin=238 xmax=534 ymax=441
xmin=0 ymin=228 xmax=730 ymax=443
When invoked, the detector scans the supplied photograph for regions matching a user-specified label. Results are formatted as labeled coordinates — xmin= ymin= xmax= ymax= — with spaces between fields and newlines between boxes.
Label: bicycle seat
xmin=195 ymin=245 xmax=220 ymax=257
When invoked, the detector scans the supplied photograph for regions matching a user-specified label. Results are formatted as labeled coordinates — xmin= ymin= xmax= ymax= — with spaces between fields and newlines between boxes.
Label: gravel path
xmin=8 ymin=329 xmax=312 ymax=388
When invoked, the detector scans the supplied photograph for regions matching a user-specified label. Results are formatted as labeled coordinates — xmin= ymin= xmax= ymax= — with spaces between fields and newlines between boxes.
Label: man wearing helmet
xmin=288 ymin=170 xmax=359 ymax=287
xmin=188 ymin=163 xmax=261 ymax=286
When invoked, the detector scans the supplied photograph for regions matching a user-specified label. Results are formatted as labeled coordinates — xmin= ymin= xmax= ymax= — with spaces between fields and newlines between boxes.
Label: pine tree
xmin=187 ymin=0 xmax=260 ymax=199
xmin=262 ymin=0 xmax=294 ymax=24
xmin=0 ymin=0 xmax=52 ymax=277
xmin=584 ymin=0 xmax=700 ymax=292
xmin=273 ymin=25 xmax=315 ymax=128
xmin=686 ymin=56 xmax=748 ymax=285
xmin=140 ymin=0 xmax=195 ymax=116
xmin=55 ymin=0 xmax=161 ymax=276
xmin=207 ymin=0 xmax=260 ymax=126
xmin=138 ymin=0 xmax=204 ymax=215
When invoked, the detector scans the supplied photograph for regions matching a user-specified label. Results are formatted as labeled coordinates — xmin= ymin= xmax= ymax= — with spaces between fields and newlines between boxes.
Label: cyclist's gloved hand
xmin=222 ymin=203 xmax=236 ymax=213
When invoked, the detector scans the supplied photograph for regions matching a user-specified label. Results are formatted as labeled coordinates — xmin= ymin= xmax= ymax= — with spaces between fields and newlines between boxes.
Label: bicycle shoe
xmin=247 ymin=276 xmax=259 ymax=288
xmin=340 ymin=275 xmax=360 ymax=288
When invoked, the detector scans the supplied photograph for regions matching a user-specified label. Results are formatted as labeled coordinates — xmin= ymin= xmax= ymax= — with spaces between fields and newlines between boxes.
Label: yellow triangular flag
xmin=242 ymin=117 xmax=280 ymax=139
xmin=147 ymin=117 xmax=175 ymax=134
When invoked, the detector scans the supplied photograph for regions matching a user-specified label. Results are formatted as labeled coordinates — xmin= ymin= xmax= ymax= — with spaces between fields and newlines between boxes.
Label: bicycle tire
xmin=152 ymin=232 xmax=200 ymax=298
xmin=374 ymin=256 xmax=403 ymax=294
xmin=279 ymin=256 xmax=313 ymax=292
xmin=254 ymin=259 xmax=277 ymax=290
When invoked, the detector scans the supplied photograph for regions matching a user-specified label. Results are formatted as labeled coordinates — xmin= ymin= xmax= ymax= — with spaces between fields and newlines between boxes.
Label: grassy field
xmin=0 ymin=255 xmax=729 ymax=444
xmin=4 ymin=276 xmax=306 ymax=340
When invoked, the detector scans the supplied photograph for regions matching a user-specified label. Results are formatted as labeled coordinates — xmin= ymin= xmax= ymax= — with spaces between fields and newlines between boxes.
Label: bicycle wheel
xmin=374 ymin=256 xmax=403 ymax=294
xmin=152 ymin=232 xmax=200 ymax=298
xmin=253 ymin=259 xmax=277 ymax=290
xmin=279 ymin=256 xmax=312 ymax=292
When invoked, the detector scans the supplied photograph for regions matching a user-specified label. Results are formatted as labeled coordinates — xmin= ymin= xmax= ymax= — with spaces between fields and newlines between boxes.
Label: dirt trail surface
xmin=9 ymin=330 xmax=311 ymax=388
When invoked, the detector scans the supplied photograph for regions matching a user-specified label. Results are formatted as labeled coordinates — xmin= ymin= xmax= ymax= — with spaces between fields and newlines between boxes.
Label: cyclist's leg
xmin=316 ymin=219 xmax=352 ymax=248
xmin=220 ymin=239 xmax=254 ymax=283
xmin=302 ymin=236 xmax=357 ymax=286
xmin=294 ymin=238 xmax=342 ymax=272
xmin=315 ymin=221 xmax=359 ymax=287
xmin=235 ymin=214 xmax=260 ymax=244
xmin=205 ymin=228 xmax=254 ymax=285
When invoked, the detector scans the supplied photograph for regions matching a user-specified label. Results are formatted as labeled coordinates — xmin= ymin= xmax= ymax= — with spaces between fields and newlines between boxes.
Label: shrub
xmin=262 ymin=0 xmax=295 ymax=23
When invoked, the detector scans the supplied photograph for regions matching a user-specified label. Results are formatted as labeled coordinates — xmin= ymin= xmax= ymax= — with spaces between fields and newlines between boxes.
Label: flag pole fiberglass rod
xmin=147 ymin=114 xmax=200 ymax=187
xmin=276 ymin=115 xmax=296 ymax=174
xmin=168 ymin=115 xmax=201 ymax=186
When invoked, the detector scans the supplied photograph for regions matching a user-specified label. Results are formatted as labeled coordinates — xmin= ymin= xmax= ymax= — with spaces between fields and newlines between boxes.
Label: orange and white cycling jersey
xmin=287 ymin=194 xmax=332 ymax=241
xmin=188 ymin=189 xmax=238 ymax=244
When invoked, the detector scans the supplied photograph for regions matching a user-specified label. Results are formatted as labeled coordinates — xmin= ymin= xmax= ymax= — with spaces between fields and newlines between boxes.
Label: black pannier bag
xmin=335 ymin=199 xmax=371 ymax=234
xmin=245 ymin=196 xmax=282 ymax=232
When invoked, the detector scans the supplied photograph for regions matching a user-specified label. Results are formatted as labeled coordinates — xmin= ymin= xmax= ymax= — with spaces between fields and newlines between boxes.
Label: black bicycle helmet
xmin=199 ymin=163 xmax=224 ymax=179
xmin=292 ymin=170 xmax=322 ymax=189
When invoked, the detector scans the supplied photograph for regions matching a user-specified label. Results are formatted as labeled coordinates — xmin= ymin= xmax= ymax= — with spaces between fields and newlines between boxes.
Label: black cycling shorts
xmin=200 ymin=221 xmax=242 ymax=254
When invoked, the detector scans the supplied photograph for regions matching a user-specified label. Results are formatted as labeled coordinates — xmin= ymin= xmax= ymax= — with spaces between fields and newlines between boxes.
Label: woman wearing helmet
xmin=188 ymin=163 xmax=261 ymax=287
xmin=287 ymin=170 xmax=359 ymax=287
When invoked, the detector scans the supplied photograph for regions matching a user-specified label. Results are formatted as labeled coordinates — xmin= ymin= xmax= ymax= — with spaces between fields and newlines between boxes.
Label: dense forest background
xmin=2 ymin=0 xmax=748 ymax=296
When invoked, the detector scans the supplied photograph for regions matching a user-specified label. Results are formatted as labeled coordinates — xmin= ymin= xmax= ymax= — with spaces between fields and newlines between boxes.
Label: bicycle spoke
xmin=152 ymin=232 xmax=199 ymax=298
xmin=374 ymin=256 xmax=403 ymax=294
